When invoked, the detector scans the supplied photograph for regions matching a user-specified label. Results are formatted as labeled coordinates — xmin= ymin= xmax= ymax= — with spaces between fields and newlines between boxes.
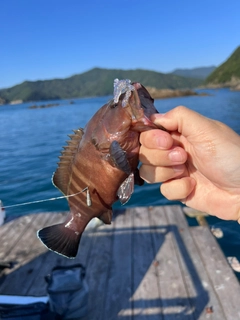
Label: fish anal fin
xmin=99 ymin=209 xmax=113 ymax=224
xmin=37 ymin=222 xmax=82 ymax=258
xmin=117 ymin=172 xmax=134 ymax=205
xmin=52 ymin=128 xmax=84 ymax=195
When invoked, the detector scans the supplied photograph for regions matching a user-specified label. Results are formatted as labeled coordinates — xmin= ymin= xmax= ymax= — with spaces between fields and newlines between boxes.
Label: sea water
xmin=1 ymin=88 xmax=240 ymax=277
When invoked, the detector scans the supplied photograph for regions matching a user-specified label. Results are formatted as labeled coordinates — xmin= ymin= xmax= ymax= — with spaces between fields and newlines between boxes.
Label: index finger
xmin=151 ymin=106 xmax=210 ymax=137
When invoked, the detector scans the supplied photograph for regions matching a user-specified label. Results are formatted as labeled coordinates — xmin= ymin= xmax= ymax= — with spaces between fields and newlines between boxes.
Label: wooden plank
xmin=150 ymin=206 xmax=195 ymax=320
xmin=0 ymin=215 xmax=33 ymax=260
xmin=165 ymin=205 xmax=226 ymax=320
xmin=103 ymin=209 xmax=133 ymax=320
xmin=191 ymin=226 xmax=240 ymax=320
xmin=0 ymin=219 xmax=14 ymax=239
xmin=0 ymin=212 xmax=101 ymax=296
xmin=84 ymin=216 xmax=114 ymax=320
xmin=0 ymin=213 xmax=53 ymax=295
xmin=25 ymin=212 xmax=70 ymax=296
xmin=0 ymin=212 xmax=69 ymax=295
xmin=130 ymin=207 xmax=163 ymax=319
xmin=0 ymin=218 xmax=31 ymax=278
xmin=0 ymin=212 xmax=80 ymax=295
xmin=3 ymin=213 xmax=50 ymax=268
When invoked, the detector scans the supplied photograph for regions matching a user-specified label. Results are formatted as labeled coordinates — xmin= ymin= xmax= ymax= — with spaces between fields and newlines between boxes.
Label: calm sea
xmin=1 ymin=88 xmax=240 ymax=276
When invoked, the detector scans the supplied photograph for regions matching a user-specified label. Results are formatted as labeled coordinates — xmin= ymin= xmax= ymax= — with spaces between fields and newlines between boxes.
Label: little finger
xmin=160 ymin=177 xmax=196 ymax=201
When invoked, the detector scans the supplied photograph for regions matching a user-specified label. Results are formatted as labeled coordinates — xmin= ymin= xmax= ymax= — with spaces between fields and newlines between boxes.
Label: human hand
xmin=139 ymin=106 xmax=240 ymax=221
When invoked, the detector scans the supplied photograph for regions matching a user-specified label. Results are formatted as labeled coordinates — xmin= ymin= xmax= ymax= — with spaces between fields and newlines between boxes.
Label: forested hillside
xmin=205 ymin=47 xmax=240 ymax=85
xmin=0 ymin=68 xmax=202 ymax=103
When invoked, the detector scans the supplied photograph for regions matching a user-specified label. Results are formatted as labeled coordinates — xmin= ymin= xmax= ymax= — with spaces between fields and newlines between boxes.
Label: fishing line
xmin=3 ymin=187 xmax=88 ymax=209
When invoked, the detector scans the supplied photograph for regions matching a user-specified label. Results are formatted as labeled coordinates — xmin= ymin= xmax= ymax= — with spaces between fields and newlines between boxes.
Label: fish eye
xmin=110 ymin=102 xmax=118 ymax=109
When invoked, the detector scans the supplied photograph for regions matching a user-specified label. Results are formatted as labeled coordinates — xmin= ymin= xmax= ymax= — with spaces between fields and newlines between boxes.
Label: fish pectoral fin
xmin=109 ymin=140 xmax=131 ymax=175
xmin=117 ymin=172 xmax=134 ymax=205
xmin=99 ymin=209 xmax=113 ymax=224
xmin=37 ymin=223 xmax=81 ymax=259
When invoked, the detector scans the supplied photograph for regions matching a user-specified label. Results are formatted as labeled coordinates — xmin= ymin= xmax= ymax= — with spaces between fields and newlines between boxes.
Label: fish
xmin=37 ymin=79 xmax=165 ymax=258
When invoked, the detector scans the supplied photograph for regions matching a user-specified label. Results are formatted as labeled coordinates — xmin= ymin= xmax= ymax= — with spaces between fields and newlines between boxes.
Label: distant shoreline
xmin=202 ymin=76 xmax=240 ymax=91
xmin=3 ymin=87 xmax=239 ymax=107
xmin=200 ymin=84 xmax=240 ymax=91
xmin=146 ymin=87 xmax=209 ymax=99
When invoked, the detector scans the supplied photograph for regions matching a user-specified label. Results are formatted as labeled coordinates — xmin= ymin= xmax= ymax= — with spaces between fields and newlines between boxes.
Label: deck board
xmin=85 ymin=221 xmax=114 ymax=320
xmin=165 ymin=206 xmax=226 ymax=319
xmin=191 ymin=226 xmax=240 ymax=319
xmin=103 ymin=209 xmax=133 ymax=320
xmin=131 ymin=207 xmax=163 ymax=320
xmin=150 ymin=206 xmax=195 ymax=319
xmin=0 ymin=215 xmax=33 ymax=261
xmin=0 ymin=206 xmax=240 ymax=319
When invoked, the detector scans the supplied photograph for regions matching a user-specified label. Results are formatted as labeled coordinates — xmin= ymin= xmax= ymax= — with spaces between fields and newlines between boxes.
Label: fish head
xmin=100 ymin=81 xmax=164 ymax=136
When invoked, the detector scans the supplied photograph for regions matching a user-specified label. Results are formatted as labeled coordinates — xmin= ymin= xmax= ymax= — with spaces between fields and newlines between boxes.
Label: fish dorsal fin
xmin=52 ymin=128 xmax=84 ymax=195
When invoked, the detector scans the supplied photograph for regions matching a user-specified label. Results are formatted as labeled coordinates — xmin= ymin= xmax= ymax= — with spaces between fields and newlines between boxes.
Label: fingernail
xmin=151 ymin=113 xmax=165 ymax=123
xmin=155 ymin=135 xmax=169 ymax=149
xmin=168 ymin=150 xmax=182 ymax=162
xmin=152 ymin=113 xmax=165 ymax=119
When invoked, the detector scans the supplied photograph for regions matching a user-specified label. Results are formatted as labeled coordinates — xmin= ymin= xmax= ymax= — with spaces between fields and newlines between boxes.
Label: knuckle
xmin=175 ymin=105 xmax=187 ymax=114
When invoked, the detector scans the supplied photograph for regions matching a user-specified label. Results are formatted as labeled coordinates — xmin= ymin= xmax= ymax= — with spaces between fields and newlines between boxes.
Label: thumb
xmin=152 ymin=106 xmax=211 ymax=137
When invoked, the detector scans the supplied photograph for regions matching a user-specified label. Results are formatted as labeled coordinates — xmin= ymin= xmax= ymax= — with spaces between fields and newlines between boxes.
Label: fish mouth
xmin=113 ymin=79 xmax=165 ymax=131
xmin=127 ymin=82 xmax=163 ymax=131
xmin=132 ymin=82 xmax=142 ymax=91
xmin=125 ymin=83 xmax=153 ymax=120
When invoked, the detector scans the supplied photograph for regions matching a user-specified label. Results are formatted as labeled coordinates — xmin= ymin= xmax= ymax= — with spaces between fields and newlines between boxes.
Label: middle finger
xmin=139 ymin=145 xmax=187 ymax=166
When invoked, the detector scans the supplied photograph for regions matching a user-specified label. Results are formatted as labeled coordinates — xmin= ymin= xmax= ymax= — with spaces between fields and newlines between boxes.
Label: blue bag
xmin=45 ymin=264 xmax=88 ymax=319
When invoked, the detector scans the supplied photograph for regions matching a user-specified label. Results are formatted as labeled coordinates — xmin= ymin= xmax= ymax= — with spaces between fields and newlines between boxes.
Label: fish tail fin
xmin=37 ymin=223 xmax=82 ymax=259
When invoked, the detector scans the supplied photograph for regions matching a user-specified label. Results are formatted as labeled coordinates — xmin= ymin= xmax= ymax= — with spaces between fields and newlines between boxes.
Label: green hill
xmin=171 ymin=66 xmax=216 ymax=79
xmin=0 ymin=68 xmax=202 ymax=103
xmin=205 ymin=46 xmax=240 ymax=85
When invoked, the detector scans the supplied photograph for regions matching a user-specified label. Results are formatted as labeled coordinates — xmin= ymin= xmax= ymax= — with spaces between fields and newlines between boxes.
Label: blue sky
xmin=1 ymin=0 xmax=239 ymax=89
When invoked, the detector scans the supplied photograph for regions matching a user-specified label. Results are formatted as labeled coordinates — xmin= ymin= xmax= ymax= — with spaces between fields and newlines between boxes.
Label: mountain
xmin=205 ymin=46 xmax=240 ymax=86
xmin=171 ymin=66 xmax=216 ymax=80
xmin=0 ymin=68 xmax=202 ymax=103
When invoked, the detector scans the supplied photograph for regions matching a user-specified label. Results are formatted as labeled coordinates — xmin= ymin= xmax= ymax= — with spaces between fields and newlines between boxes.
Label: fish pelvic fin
xmin=117 ymin=172 xmax=134 ymax=205
xmin=37 ymin=223 xmax=82 ymax=259
xmin=52 ymin=128 xmax=84 ymax=195
xmin=99 ymin=209 xmax=113 ymax=224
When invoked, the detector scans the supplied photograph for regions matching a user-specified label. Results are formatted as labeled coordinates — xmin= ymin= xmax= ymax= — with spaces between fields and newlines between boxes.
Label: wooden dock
xmin=0 ymin=205 xmax=240 ymax=319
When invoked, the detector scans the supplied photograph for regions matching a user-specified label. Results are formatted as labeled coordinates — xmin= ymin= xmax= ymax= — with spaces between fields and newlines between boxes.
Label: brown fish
xmin=37 ymin=80 xmax=165 ymax=258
